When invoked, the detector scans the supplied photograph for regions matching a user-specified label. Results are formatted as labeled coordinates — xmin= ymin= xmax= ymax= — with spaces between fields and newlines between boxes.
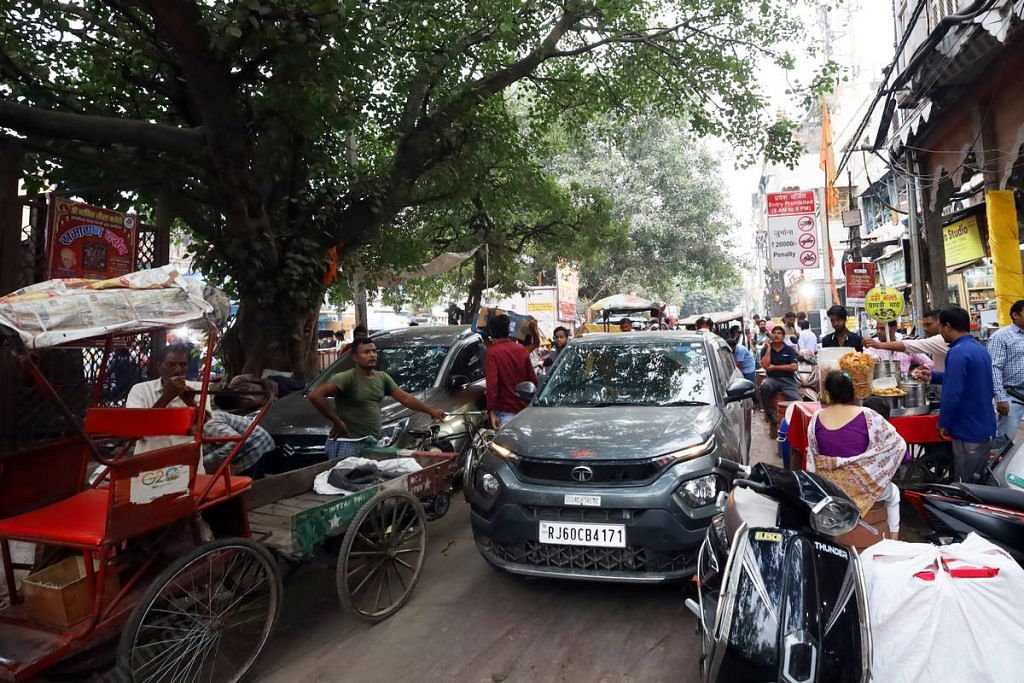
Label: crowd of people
xmin=737 ymin=300 xmax=1024 ymax=485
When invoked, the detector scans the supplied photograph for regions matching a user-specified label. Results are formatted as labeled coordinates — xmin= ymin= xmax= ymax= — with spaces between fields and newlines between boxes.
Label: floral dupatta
xmin=806 ymin=409 xmax=906 ymax=515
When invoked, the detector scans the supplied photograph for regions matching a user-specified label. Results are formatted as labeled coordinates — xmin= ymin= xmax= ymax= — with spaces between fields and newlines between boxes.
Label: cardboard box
xmin=21 ymin=556 xmax=119 ymax=628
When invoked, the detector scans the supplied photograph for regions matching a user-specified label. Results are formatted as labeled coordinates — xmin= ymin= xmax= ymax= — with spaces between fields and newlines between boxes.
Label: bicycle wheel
xmin=336 ymin=490 xmax=426 ymax=623
xmin=117 ymin=538 xmax=281 ymax=683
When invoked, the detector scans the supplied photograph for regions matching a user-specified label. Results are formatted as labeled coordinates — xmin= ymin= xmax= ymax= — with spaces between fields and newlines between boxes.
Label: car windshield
xmin=535 ymin=342 xmax=715 ymax=407
xmin=315 ymin=344 xmax=449 ymax=393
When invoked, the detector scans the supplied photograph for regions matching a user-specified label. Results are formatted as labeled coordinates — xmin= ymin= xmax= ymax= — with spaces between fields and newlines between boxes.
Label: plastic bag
xmin=862 ymin=534 xmax=1024 ymax=682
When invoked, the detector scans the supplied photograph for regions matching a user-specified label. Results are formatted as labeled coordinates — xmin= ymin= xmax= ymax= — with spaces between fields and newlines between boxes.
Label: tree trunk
xmin=223 ymin=293 xmax=321 ymax=380
xmin=463 ymin=250 xmax=486 ymax=323
xmin=920 ymin=184 xmax=950 ymax=309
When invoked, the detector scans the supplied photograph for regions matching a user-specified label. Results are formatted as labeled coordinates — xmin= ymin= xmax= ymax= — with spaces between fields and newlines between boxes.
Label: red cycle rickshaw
xmin=0 ymin=269 xmax=457 ymax=681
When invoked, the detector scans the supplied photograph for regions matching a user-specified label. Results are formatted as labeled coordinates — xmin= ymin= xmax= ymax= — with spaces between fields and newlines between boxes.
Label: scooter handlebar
xmin=716 ymin=457 xmax=751 ymax=477
xmin=732 ymin=478 xmax=771 ymax=495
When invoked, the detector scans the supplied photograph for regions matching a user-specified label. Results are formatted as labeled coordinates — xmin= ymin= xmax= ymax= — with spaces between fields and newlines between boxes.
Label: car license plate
xmin=564 ymin=494 xmax=601 ymax=507
xmin=538 ymin=521 xmax=626 ymax=548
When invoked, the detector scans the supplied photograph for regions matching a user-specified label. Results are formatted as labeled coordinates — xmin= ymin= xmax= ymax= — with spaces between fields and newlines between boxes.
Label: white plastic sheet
xmin=862 ymin=534 xmax=1024 ymax=682
xmin=0 ymin=265 xmax=211 ymax=348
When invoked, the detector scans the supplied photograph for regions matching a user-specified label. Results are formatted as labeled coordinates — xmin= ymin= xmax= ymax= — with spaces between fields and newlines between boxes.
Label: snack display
xmin=839 ymin=351 xmax=875 ymax=400
xmin=873 ymin=387 xmax=907 ymax=397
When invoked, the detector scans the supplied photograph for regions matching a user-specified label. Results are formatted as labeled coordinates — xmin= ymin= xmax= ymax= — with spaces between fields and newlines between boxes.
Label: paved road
xmin=252 ymin=416 xmax=781 ymax=683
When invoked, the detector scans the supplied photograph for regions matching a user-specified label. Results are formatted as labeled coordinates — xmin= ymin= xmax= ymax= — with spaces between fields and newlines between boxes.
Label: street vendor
xmin=865 ymin=320 xmax=933 ymax=374
xmin=865 ymin=309 xmax=947 ymax=372
xmin=307 ymin=337 xmax=445 ymax=440
xmin=820 ymin=305 xmax=864 ymax=352
xmin=126 ymin=343 xmax=203 ymax=454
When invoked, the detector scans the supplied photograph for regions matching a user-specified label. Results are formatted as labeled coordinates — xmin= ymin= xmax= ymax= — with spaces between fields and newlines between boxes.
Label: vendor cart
xmin=786 ymin=402 xmax=947 ymax=476
xmin=0 ymin=269 xmax=457 ymax=682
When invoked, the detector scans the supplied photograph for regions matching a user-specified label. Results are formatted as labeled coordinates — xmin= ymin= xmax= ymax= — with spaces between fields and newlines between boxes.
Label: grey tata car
xmin=260 ymin=326 xmax=489 ymax=472
xmin=467 ymin=331 xmax=755 ymax=582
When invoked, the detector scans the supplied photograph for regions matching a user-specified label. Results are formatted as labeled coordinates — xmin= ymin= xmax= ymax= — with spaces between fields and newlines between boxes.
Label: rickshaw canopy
xmin=588 ymin=294 xmax=655 ymax=312
xmin=0 ymin=265 xmax=214 ymax=349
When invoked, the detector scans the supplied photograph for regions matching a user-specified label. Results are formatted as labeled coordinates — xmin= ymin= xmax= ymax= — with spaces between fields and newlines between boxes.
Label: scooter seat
xmin=957 ymin=483 xmax=1024 ymax=511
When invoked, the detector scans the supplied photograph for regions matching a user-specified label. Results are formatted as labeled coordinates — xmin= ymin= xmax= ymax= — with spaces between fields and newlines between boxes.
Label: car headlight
xmin=676 ymin=474 xmax=721 ymax=508
xmin=489 ymin=441 xmax=521 ymax=464
xmin=379 ymin=418 xmax=410 ymax=447
xmin=809 ymin=496 xmax=860 ymax=536
xmin=654 ymin=436 xmax=716 ymax=468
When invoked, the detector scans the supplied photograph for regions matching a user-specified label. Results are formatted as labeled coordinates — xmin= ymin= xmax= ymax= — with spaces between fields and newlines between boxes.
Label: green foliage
xmin=554 ymin=117 xmax=740 ymax=304
xmin=0 ymin=0 xmax=830 ymax=367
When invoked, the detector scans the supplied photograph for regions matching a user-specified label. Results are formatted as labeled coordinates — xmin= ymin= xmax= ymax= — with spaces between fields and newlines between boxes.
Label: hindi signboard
xmin=46 ymin=196 xmax=138 ymax=280
xmin=864 ymin=286 xmax=905 ymax=322
xmin=556 ymin=260 xmax=580 ymax=322
xmin=844 ymin=261 xmax=877 ymax=307
xmin=766 ymin=191 xmax=820 ymax=270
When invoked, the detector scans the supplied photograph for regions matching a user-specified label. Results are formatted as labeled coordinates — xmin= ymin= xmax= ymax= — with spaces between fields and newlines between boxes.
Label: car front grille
xmin=513 ymin=458 xmax=666 ymax=485
xmin=481 ymin=537 xmax=693 ymax=575
xmin=528 ymin=506 xmax=634 ymax=523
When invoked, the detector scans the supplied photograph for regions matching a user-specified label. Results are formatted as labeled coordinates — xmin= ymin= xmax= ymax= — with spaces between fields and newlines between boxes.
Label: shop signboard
xmin=766 ymin=191 xmax=820 ymax=270
xmin=864 ymin=286 xmax=904 ymax=322
xmin=844 ymin=261 xmax=877 ymax=307
xmin=46 ymin=196 xmax=137 ymax=280
xmin=943 ymin=215 xmax=985 ymax=267
xmin=556 ymin=260 xmax=580 ymax=322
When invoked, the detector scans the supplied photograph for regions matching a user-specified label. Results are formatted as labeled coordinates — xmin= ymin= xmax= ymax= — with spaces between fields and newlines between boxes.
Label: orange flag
xmin=819 ymin=95 xmax=841 ymax=305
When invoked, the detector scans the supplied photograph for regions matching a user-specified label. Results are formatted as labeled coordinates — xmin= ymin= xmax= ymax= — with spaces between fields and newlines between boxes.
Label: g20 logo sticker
xmin=130 ymin=465 xmax=191 ymax=504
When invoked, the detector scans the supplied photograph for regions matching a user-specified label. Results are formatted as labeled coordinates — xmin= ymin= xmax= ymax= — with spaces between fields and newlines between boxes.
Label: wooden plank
xmin=243 ymin=460 xmax=336 ymax=509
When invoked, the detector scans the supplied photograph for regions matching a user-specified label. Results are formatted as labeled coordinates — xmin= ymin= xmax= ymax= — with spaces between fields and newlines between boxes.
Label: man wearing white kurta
xmin=126 ymin=344 xmax=202 ymax=455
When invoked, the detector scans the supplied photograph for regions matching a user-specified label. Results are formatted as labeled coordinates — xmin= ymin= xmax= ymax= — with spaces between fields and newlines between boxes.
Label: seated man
xmin=126 ymin=343 xmax=202 ymax=454
xmin=202 ymin=393 xmax=275 ymax=478
xmin=759 ymin=327 xmax=801 ymax=436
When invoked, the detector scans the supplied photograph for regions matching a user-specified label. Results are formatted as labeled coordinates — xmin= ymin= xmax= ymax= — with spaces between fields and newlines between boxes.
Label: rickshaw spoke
xmin=350 ymin=560 xmax=385 ymax=595
xmin=394 ymin=555 xmax=415 ymax=571
xmin=374 ymin=566 xmax=387 ymax=612
xmin=392 ymin=560 xmax=408 ymax=591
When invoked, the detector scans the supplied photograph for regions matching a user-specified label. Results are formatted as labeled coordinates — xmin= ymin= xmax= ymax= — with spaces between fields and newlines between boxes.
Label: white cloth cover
xmin=313 ymin=456 xmax=422 ymax=496
xmin=861 ymin=534 xmax=1024 ymax=682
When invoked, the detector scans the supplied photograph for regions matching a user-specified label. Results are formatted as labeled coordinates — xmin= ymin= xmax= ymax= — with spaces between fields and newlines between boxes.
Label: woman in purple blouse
xmin=806 ymin=372 xmax=907 ymax=538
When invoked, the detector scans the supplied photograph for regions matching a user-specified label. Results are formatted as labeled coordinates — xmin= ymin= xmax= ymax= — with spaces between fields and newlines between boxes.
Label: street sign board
xmin=842 ymin=209 xmax=862 ymax=227
xmin=844 ymin=261 xmax=877 ymax=307
xmin=864 ymin=286 xmax=904 ymax=322
xmin=46 ymin=196 xmax=138 ymax=280
xmin=556 ymin=260 xmax=580 ymax=322
xmin=766 ymin=191 xmax=819 ymax=271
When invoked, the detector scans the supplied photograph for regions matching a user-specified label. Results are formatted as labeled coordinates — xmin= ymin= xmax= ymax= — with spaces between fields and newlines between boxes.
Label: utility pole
xmin=848 ymin=168 xmax=863 ymax=262
xmin=905 ymin=151 xmax=926 ymax=337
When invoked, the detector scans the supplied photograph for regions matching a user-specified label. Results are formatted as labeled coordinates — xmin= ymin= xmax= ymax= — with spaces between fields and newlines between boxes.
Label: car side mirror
xmin=515 ymin=381 xmax=537 ymax=402
xmin=449 ymin=374 xmax=470 ymax=391
xmin=725 ymin=377 xmax=756 ymax=403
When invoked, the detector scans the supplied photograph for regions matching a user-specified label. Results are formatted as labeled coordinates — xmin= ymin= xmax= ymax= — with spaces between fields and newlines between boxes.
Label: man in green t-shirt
xmin=308 ymin=337 xmax=445 ymax=439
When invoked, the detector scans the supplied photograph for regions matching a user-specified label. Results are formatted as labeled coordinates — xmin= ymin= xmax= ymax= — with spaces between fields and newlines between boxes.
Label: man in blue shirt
xmin=915 ymin=307 xmax=995 ymax=482
xmin=988 ymin=299 xmax=1024 ymax=440
xmin=728 ymin=338 xmax=756 ymax=384
xmin=759 ymin=327 xmax=800 ymax=437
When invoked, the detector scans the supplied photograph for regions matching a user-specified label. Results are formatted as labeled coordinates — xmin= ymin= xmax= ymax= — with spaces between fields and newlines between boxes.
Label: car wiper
xmin=572 ymin=401 xmax=650 ymax=407
xmin=659 ymin=400 xmax=711 ymax=407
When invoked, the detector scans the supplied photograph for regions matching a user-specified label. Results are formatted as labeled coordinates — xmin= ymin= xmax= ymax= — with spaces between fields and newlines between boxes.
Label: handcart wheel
xmin=117 ymin=538 xmax=282 ymax=683
xmin=336 ymin=490 xmax=427 ymax=623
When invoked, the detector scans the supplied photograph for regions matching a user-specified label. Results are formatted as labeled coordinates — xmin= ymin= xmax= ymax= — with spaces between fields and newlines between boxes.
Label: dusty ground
xmin=249 ymin=417 xmax=784 ymax=683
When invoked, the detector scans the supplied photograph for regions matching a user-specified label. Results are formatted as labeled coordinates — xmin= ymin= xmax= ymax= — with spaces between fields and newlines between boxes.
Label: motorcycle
xmin=687 ymin=459 xmax=872 ymax=683
xmin=796 ymin=351 xmax=818 ymax=402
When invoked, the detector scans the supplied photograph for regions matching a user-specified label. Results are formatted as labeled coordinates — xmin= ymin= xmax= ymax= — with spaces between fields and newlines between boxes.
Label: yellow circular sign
xmin=864 ymin=286 xmax=905 ymax=322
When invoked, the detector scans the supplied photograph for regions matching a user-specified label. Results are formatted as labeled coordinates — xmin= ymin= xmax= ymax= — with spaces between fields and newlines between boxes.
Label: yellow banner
xmin=527 ymin=302 xmax=553 ymax=313
xmin=864 ymin=286 xmax=905 ymax=322
xmin=943 ymin=215 xmax=985 ymax=267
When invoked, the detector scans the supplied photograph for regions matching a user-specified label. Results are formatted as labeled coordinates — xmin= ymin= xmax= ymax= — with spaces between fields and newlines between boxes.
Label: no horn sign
xmin=767 ymin=191 xmax=820 ymax=270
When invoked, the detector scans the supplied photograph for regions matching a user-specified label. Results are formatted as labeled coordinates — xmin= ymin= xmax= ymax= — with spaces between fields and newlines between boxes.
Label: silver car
xmin=467 ymin=331 xmax=754 ymax=582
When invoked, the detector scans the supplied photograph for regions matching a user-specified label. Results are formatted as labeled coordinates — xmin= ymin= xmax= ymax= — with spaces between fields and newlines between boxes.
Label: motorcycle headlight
xmin=676 ymin=474 xmax=721 ymax=509
xmin=378 ymin=418 xmax=410 ymax=447
xmin=809 ymin=496 xmax=860 ymax=536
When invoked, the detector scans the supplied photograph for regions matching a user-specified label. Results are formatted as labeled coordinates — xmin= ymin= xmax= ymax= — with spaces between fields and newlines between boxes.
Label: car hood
xmin=496 ymin=405 xmax=720 ymax=460
xmin=259 ymin=386 xmax=445 ymax=437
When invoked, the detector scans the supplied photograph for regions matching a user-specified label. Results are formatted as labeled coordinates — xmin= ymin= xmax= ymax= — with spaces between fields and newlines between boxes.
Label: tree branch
xmin=0 ymin=99 xmax=206 ymax=159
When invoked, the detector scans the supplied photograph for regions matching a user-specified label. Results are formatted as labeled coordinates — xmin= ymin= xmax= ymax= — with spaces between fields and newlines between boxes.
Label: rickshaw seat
xmin=0 ymin=489 xmax=108 ymax=546
xmin=85 ymin=407 xmax=196 ymax=437
xmin=192 ymin=474 xmax=253 ymax=501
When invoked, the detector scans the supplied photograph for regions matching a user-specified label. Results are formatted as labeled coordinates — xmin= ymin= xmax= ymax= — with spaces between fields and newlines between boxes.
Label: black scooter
xmin=687 ymin=459 xmax=872 ymax=683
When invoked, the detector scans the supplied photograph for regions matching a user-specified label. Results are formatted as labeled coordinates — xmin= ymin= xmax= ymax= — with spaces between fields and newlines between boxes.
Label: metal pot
xmin=899 ymin=380 xmax=927 ymax=408
xmin=873 ymin=362 xmax=894 ymax=380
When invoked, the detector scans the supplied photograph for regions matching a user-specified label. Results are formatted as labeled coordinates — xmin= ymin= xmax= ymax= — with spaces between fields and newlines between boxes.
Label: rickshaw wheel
xmin=337 ymin=490 xmax=427 ymax=623
xmin=117 ymin=538 xmax=282 ymax=683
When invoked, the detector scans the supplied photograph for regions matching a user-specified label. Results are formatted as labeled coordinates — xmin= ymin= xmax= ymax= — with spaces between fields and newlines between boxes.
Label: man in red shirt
xmin=485 ymin=314 xmax=538 ymax=429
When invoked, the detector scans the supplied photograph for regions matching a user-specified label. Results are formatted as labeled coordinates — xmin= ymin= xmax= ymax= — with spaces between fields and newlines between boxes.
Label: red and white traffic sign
xmin=766 ymin=191 xmax=820 ymax=271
